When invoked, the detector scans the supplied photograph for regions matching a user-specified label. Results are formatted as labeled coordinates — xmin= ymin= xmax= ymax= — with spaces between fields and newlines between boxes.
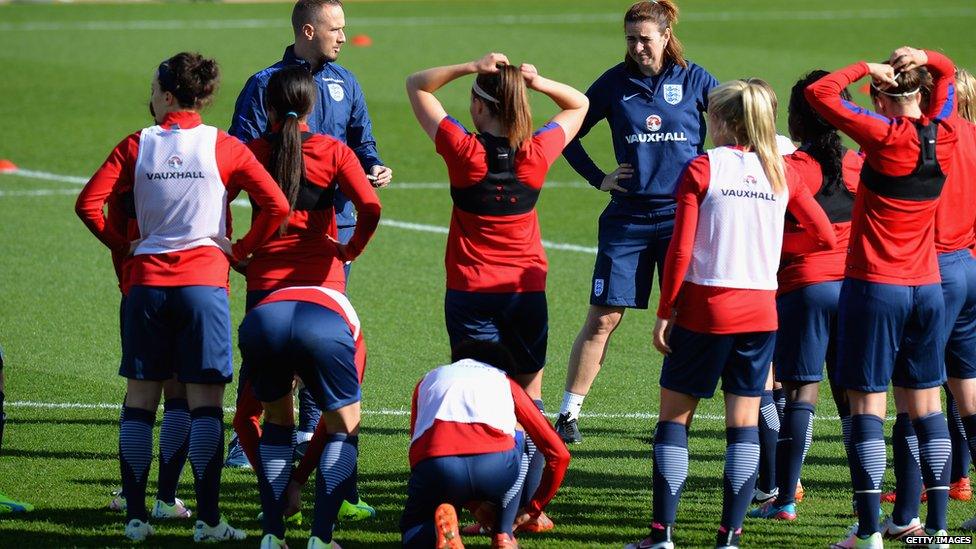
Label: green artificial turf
xmin=1 ymin=1 xmax=975 ymax=546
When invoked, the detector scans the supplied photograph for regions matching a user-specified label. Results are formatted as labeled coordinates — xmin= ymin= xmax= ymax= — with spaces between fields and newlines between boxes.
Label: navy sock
xmin=519 ymin=399 xmax=545 ymax=509
xmin=298 ymin=388 xmax=322 ymax=435
xmin=119 ymin=406 xmax=155 ymax=522
xmin=721 ymin=426 xmax=760 ymax=531
xmin=947 ymin=391 xmax=970 ymax=482
xmin=188 ymin=407 xmax=224 ymax=526
xmin=757 ymin=390 xmax=780 ymax=493
xmin=775 ymin=401 xmax=814 ymax=506
xmin=652 ymin=421 xmax=688 ymax=525
xmin=156 ymin=398 xmax=190 ymax=505
xmin=772 ymin=388 xmax=787 ymax=422
xmin=313 ymin=434 xmax=358 ymax=540
xmin=500 ymin=437 xmax=529 ymax=537
xmin=891 ymin=413 xmax=922 ymax=525
xmin=914 ymin=412 xmax=951 ymax=532
xmin=962 ymin=413 xmax=976 ymax=464
xmin=851 ymin=414 xmax=885 ymax=537
xmin=257 ymin=422 xmax=295 ymax=538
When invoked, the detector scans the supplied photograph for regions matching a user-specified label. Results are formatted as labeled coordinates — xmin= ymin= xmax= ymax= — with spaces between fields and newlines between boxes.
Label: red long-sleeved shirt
xmin=436 ymin=116 xmax=565 ymax=293
xmin=242 ymin=128 xmax=381 ymax=292
xmin=936 ymin=117 xmax=976 ymax=254
xmin=657 ymin=154 xmax=836 ymax=333
xmin=778 ymin=149 xmax=863 ymax=295
xmin=805 ymin=53 xmax=958 ymax=285
xmin=408 ymin=370 xmax=569 ymax=517
xmin=76 ymin=111 xmax=289 ymax=289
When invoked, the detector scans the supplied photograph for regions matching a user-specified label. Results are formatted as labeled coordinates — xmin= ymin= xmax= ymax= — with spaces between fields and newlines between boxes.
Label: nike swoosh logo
xmin=623 ymin=93 xmax=641 ymax=101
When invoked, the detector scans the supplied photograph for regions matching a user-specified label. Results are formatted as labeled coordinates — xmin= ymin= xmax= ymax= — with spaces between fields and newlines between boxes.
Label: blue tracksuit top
xmin=563 ymin=60 xmax=718 ymax=207
xmin=229 ymin=46 xmax=383 ymax=227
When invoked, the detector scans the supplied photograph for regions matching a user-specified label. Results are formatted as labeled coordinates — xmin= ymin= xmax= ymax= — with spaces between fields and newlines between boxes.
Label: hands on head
xmin=868 ymin=46 xmax=928 ymax=90
xmin=473 ymin=52 xmax=542 ymax=89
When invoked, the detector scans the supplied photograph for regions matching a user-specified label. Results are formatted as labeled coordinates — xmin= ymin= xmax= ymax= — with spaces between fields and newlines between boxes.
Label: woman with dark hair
xmin=628 ymin=80 xmax=835 ymax=549
xmin=405 ymin=52 xmax=587 ymax=537
xmin=76 ymin=51 xmax=290 ymax=543
xmin=554 ymin=0 xmax=719 ymax=445
xmin=229 ymin=65 xmax=381 ymax=549
xmin=746 ymin=70 xmax=862 ymax=523
xmin=806 ymin=47 xmax=959 ymax=548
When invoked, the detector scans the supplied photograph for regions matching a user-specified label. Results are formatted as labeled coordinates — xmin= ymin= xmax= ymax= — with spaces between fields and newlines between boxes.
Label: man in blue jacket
xmin=226 ymin=0 xmax=386 ymax=523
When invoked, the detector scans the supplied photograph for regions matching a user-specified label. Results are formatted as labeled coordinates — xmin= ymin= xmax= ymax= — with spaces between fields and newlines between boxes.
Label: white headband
xmin=472 ymin=81 xmax=500 ymax=104
xmin=870 ymin=82 xmax=920 ymax=97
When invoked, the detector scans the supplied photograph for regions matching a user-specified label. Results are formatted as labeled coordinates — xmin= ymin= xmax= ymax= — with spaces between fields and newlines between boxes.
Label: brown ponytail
xmin=624 ymin=0 xmax=686 ymax=71
xmin=473 ymin=65 xmax=532 ymax=149
xmin=265 ymin=66 xmax=317 ymax=234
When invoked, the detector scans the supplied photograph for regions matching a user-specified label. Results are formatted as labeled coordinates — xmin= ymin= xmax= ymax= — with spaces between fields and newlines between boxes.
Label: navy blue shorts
xmin=836 ymin=278 xmax=946 ymax=392
xmin=940 ymin=250 xmax=976 ymax=379
xmin=400 ymin=437 xmax=523 ymax=548
xmin=590 ymin=200 xmax=675 ymax=309
xmin=659 ymin=325 xmax=775 ymax=398
xmin=774 ymin=281 xmax=842 ymax=383
xmin=118 ymin=296 xmax=126 ymax=345
xmin=238 ymin=300 xmax=360 ymax=410
xmin=444 ymin=290 xmax=547 ymax=374
xmin=120 ymin=285 xmax=233 ymax=384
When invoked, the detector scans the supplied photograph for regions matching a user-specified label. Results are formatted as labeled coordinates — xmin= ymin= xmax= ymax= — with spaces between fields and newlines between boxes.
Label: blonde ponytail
xmin=708 ymin=80 xmax=786 ymax=194
xmin=957 ymin=68 xmax=976 ymax=123
xmin=742 ymin=84 xmax=786 ymax=194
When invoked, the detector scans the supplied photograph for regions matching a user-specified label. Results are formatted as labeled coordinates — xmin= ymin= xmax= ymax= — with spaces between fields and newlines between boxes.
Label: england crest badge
xmin=663 ymin=84 xmax=683 ymax=105
xmin=593 ymin=278 xmax=605 ymax=297
xmin=327 ymin=83 xmax=345 ymax=102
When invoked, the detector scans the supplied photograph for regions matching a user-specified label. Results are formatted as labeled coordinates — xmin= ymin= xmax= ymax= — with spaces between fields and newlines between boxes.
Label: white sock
xmin=560 ymin=391 xmax=586 ymax=421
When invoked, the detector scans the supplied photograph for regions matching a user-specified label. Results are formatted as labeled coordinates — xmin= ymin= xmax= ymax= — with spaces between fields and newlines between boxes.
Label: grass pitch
xmin=1 ymin=1 xmax=975 ymax=546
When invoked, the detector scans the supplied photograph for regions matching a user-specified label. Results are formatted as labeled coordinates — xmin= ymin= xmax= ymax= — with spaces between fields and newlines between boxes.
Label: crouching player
xmin=239 ymin=286 xmax=366 ymax=549
xmin=401 ymin=341 xmax=570 ymax=549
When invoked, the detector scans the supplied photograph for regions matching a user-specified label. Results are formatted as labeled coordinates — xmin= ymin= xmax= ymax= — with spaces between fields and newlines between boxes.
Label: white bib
xmin=133 ymin=124 xmax=230 ymax=256
xmin=412 ymin=359 xmax=516 ymax=444
xmin=685 ymin=147 xmax=788 ymax=290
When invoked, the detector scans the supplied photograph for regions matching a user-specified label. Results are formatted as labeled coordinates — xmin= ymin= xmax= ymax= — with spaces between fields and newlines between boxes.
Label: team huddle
xmin=0 ymin=0 xmax=967 ymax=547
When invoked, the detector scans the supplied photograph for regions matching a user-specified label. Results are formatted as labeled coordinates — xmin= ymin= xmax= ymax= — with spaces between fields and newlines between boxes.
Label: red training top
xmin=935 ymin=116 xmax=976 ymax=254
xmin=76 ymin=111 xmax=289 ymax=290
xmin=657 ymin=153 xmax=836 ymax=334
xmin=778 ymin=149 xmax=863 ymax=295
xmin=805 ymin=52 xmax=958 ymax=285
xmin=243 ymin=127 xmax=381 ymax=292
xmin=435 ymin=116 xmax=565 ymax=293
xmin=104 ymin=193 xmax=138 ymax=294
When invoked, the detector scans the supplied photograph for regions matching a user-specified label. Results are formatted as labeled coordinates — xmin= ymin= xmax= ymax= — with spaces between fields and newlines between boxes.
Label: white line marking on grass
xmin=386 ymin=181 xmax=589 ymax=190
xmin=7 ymin=400 xmax=892 ymax=422
xmin=0 ymin=8 xmax=973 ymax=32
xmin=3 ymin=168 xmax=87 ymax=185
xmin=1 ymin=168 xmax=599 ymax=254
xmin=0 ymin=188 xmax=79 ymax=197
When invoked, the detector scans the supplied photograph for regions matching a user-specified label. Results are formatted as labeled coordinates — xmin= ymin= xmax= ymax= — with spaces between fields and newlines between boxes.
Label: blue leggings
xmin=401 ymin=440 xmax=523 ymax=547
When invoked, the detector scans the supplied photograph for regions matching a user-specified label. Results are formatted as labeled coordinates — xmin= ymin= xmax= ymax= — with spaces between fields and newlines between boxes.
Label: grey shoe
xmin=554 ymin=412 xmax=582 ymax=444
